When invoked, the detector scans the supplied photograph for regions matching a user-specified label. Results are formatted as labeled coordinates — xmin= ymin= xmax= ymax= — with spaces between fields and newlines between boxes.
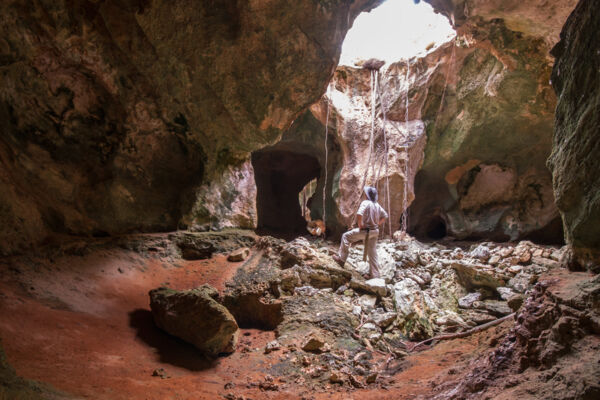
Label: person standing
xmin=333 ymin=186 xmax=388 ymax=279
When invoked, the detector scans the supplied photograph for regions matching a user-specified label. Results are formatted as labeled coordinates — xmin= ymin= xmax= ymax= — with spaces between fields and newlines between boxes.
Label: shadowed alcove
xmin=251 ymin=149 xmax=321 ymax=237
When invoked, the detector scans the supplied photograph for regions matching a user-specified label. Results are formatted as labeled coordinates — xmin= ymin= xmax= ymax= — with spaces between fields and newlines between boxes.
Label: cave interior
xmin=0 ymin=0 xmax=598 ymax=399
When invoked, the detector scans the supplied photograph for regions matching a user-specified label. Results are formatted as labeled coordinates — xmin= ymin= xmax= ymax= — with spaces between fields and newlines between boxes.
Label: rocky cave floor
xmin=0 ymin=230 xmax=599 ymax=400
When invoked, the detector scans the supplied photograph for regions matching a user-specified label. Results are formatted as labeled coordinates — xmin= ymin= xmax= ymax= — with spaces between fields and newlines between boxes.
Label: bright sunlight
xmin=339 ymin=0 xmax=456 ymax=66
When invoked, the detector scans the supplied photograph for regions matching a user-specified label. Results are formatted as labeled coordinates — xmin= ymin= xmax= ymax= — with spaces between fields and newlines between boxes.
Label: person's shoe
xmin=332 ymin=254 xmax=345 ymax=267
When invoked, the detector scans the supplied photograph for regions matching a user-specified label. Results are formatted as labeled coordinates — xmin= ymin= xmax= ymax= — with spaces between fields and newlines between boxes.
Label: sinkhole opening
xmin=339 ymin=0 xmax=455 ymax=67
xmin=251 ymin=149 xmax=321 ymax=238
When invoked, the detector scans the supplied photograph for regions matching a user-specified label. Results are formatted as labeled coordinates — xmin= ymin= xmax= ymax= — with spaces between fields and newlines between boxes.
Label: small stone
xmin=228 ymin=247 xmax=250 ymax=262
xmin=542 ymin=249 xmax=552 ymax=258
xmin=264 ymin=340 xmax=280 ymax=354
xmin=294 ymin=286 xmax=319 ymax=296
xmin=349 ymin=374 xmax=365 ymax=388
xmin=372 ymin=311 xmax=396 ymax=328
xmin=496 ymin=287 xmax=517 ymax=301
xmin=531 ymin=256 xmax=560 ymax=270
xmin=499 ymin=247 xmax=514 ymax=258
xmin=482 ymin=300 xmax=512 ymax=316
xmin=224 ymin=382 xmax=235 ymax=389
xmin=364 ymin=278 xmax=387 ymax=296
xmin=152 ymin=368 xmax=170 ymax=379
xmin=335 ymin=285 xmax=348 ymax=294
xmin=461 ymin=310 xmax=497 ymax=325
xmin=488 ymin=255 xmax=501 ymax=265
xmin=329 ymin=371 xmax=344 ymax=384
xmin=518 ymin=251 xmax=532 ymax=264
xmin=361 ymin=322 xmax=378 ymax=331
xmin=358 ymin=294 xmax=377 ymax=310
xmin=508 ymin=265 xmax=523 ymax=274
xmin=509 ymin=272 xmax=536 ymax=293
xmin=458 ymin=292 xmax=482 ymax=309
xmin=507 ymin=294 xmax=525 ymax=312
xmin=380 ymin=297 xmax=395 ymax=312
xmin=550 ymin=248 xmax=563 ymax=261
xmin=350 ymin=278 xmax=387 ymax=296
xmin=302 ymin=333 xmax=327 ymax=353
xmin=366 ymin=372 xmax=378 ymax=384
xmin=259 ymin=374 xmax=278 ymax=391
xmin=470 ymin=245 xmax=491 ymax=262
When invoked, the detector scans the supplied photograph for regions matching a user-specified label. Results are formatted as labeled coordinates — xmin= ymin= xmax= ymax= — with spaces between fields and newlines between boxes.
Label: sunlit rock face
xmin=549 ymin=0 xmax=600 ymax=270
xmin=321 ymin=66 xmax=427 ymax=235
xmin=299 ymin=24 xmax=561 ymax=241
xmin=184 ymin=160 xmax=257 ymax=231
xmin=273 ymin=0 xmax=577 ymax=242
xmin=424 ymin=0 xmax=578 ymax=47
xmin=405 ymin=3 xmax=578 ymax=242
xmin=0 ymin=0 xmax=381 ymax=254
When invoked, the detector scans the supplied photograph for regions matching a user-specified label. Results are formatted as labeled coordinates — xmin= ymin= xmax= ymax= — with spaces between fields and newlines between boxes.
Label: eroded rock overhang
xmin=0 ymin=0 xmax=383 ymax=255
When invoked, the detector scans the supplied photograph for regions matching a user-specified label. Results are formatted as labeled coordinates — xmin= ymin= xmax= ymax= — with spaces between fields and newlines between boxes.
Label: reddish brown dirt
xmin=0 ymin=242 xmax=508 ymax=399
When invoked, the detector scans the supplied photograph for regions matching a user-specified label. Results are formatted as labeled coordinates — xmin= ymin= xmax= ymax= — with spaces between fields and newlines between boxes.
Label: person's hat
xmin=364 ymin=186 xmax=378 ymax=202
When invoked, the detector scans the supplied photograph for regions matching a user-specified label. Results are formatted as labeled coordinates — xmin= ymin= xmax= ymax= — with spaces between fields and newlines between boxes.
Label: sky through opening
xmin=339 ymin=0 xmax=456 ymax=66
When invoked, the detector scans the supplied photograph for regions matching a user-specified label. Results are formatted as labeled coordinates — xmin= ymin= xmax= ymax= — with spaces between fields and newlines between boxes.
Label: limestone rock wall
xmin=406 ymin=11 xmax=572 ymax=242
xmin=0 ymin=0 xmax=382 ymax=254
xmin=549 ymin=0 xmax=600 ymax=270
xmin=424 ymin=0 xmax=578 ymax=47
xmin=323 ymin=66 xmax=427 ymax=235
xmin=184 ymin=160 xmax=257 ymax=231
xmin=297 ymin=26 xmax=562 ymax=241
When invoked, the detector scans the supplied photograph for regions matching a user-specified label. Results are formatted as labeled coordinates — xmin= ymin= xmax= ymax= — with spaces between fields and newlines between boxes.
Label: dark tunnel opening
xmin=425 ymin=215 xmax=447 ymax=240
xmin=251 ymin=149 xmax=321 ymax=238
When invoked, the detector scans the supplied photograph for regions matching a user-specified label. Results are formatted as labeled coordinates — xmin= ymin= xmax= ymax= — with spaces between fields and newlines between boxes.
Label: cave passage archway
xmin=252 ymin=149 xmax=321 ymax=237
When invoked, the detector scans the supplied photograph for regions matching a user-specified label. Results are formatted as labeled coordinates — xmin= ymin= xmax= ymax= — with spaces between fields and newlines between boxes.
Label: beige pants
xmin=338 ymin=228 xmax=380 ymax=278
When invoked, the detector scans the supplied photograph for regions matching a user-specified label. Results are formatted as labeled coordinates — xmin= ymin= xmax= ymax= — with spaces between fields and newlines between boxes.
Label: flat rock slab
xmin=149 ymin=285 xmax=239 ymax=357
xmin=349 ymin=278 xmax=387 ymax=296
xmin=451 ymin=262 xmax=506 ymax=290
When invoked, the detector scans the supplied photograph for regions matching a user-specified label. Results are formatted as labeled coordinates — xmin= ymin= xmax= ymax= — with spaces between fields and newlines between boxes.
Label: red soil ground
xmin=0 ymin=241 xmax=509 ymax=400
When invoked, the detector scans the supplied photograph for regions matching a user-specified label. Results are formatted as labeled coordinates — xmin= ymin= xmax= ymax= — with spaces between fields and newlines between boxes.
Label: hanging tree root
xmin=407 ymin=313 xmax=516 ymax=353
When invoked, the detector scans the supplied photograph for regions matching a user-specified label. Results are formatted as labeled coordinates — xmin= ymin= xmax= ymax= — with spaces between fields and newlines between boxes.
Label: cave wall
xmin=320 ymin=66 xmax=427 ymax=235
xmin=549 ymin=0 xmax=600 ymax=269
xmin=0 ymin=0 xmax=382 ymax=255
xmin=401 ymin=1 xmax=580 ymax=242
xmin=408 ymin=23 xmax=562 ymax=242
xmin=305 ymin=27 xmax=561 ymax=241
xmin=184 ymin=159 xmax=257 ymax=231
xmin=424 ymin=0 xmax=578 ymax=46
xmin=252 ymin=149 xmax=320 ymax=235
xmin=195 ymin=0 xmax=577 ymax=244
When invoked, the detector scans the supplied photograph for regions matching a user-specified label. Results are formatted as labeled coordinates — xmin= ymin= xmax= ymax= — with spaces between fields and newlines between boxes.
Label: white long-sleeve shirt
xmin=357 ymin=200 xmax=388 ymax=230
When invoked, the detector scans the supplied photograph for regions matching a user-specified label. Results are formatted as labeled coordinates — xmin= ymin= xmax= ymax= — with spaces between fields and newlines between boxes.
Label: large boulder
xmin=149 ymin=285 xmax=239 ymax=357
xmin=548 ymin=0 xmax=600 ymax=270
